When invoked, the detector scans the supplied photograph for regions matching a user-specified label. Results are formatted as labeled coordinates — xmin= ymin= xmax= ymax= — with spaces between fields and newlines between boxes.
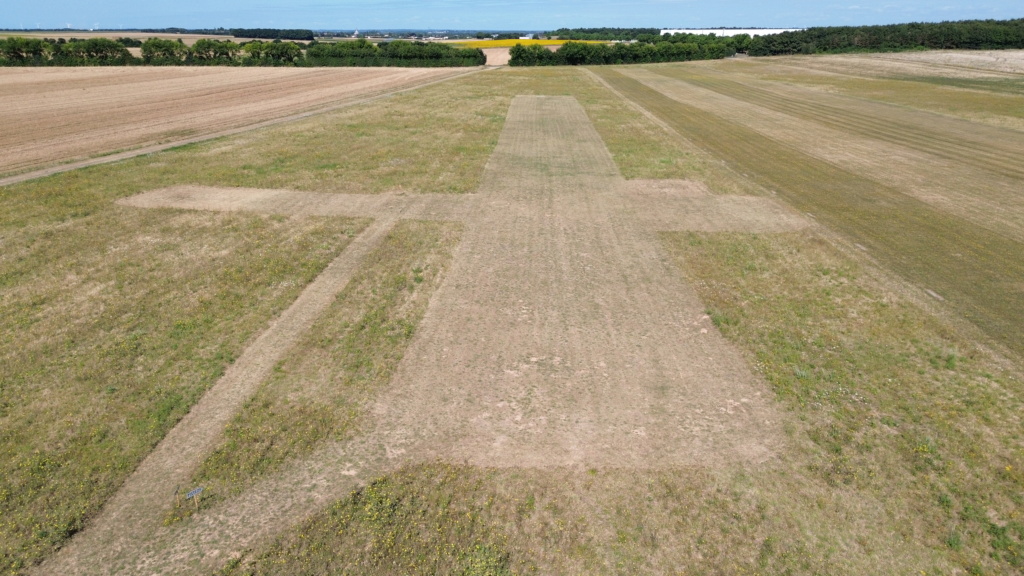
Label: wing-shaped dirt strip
xmin=40 ymin=97 xmax=799 ymax=574
xmin=122 ymin=181 xmax=807 ymax=233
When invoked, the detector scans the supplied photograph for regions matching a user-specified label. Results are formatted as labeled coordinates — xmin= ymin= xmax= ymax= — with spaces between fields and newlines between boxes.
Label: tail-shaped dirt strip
xmin=40 ymin=96 xmax=796 ymax=575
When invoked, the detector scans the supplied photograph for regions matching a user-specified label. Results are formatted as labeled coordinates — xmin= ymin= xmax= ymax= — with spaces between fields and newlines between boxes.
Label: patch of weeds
xmin=219 ymin=464 xmax=517 ymax=576
xmin=706 ymin=308 xmax=739 ymax=329
xmin=663 ymin=229 xmax=1024 ymax=572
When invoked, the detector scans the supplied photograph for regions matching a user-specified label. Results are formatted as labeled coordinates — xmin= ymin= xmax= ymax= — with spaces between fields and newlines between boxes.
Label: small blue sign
xmin=186 ymin=487 xmax=204 ymax=500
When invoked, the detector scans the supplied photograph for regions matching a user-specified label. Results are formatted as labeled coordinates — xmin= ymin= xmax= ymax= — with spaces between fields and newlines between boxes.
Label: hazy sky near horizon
xmin=2 ymin=0 xmax=1019 ymax=31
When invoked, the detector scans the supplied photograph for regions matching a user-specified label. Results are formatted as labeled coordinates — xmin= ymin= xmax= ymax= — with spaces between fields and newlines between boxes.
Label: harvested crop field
xmin=0 ymin=67 xmax=469 ymax=178
xmin=3 ymin=53 xmax=1024 ymax=575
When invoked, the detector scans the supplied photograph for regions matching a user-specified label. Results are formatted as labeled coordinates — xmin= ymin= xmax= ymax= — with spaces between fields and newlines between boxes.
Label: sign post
xmin=186 ymin=487 xmax=204 ymax=512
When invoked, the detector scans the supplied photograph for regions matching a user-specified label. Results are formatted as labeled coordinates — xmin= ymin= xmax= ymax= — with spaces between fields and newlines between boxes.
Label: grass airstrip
xmin=1 ymin=55 xmax=1022 ymax=574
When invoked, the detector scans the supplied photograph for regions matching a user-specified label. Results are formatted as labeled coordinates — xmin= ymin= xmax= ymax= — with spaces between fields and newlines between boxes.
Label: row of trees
xmin=0 ymin=37 xmax=134 ymax=65
xmin=510 ymin=34 xmax=738 ymax=66
xmin=749 ymin=19 xmax=1024 ymax=55
xmin=306 ymin=39 xmax=485 ymax=67
xmin=547 ymin=28 xmax=661 ymax=41
xmin=229 ymin=28 xmax=316 ymax=41
xmin=0 ymin=37 xmax=485 ymax=67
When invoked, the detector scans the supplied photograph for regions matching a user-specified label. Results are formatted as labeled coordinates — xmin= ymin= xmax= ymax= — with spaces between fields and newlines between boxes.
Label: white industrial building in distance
xmin=661 ymin=28 xmax=804 ymax=37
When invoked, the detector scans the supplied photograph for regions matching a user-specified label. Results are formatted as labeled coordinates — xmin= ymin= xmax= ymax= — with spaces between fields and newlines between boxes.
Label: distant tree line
xmin=0 ymin=36 xmax=485 ymax=67
xmin=140 ymin=27 xmax=231 ymax=35
xmin=547 ymin=28 xmax=661 ymax=41
xmin=509 ymin=33 xmax=740 ymax=66
xmin=306 ymin=39 xmax=485 ymax=67
xmin=0 ymin=37 xmax=134 ymax=65
xmin=229 ymin=28 xmax=316 ymax=41
xmin=749 ymin=19 xmax=1024 ymax=56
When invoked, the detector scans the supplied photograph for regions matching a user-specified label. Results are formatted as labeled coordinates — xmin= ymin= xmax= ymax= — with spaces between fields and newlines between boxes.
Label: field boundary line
xmin=0 ymin=67 xmax=483 ymax=189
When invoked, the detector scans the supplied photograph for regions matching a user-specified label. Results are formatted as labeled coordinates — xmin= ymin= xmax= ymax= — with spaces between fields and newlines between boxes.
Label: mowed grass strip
xmin=173 ymin=219 xmax=461 ymax=520
xmin=0 ymin=189 xmax=365 ymax=571
xmin=661 ymin=230 xmax=1024 ymax=572
xmin=595 ymin=67 xmax=1024 ymax=360
xmin=652 ymin=66 xmax=1024 ymax=180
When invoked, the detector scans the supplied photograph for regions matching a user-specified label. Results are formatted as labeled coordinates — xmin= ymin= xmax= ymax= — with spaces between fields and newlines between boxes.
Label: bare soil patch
xmin=119 ymin=185 xmax=476 ymax=221
xmin=625 ymin=179 xmax=809 ymax=232
xmin=483 ymin=48 xmax=511 ymax=66
xmin=482 ymin=46 xmax=558 ymax=66
xmin=0 ymin=67 xmax=466 ymax=177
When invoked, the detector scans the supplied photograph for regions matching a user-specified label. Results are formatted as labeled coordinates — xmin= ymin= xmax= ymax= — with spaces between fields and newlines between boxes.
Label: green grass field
xmin=3 ymin=58 xmax=1023 ymax=574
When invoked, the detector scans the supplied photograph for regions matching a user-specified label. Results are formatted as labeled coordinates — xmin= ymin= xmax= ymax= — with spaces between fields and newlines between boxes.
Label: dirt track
xmin=0 ymin=67 xmax=468 ymax=177
xmin=40 ymin=96 xmax=798 ymax=574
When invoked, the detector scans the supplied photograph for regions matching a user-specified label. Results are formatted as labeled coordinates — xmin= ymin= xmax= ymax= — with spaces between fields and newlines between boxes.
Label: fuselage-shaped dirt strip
xmin=374 ymin=95 xmax=784 ymax=467
xmin=43 ymin=95 xmax=795 ymax=574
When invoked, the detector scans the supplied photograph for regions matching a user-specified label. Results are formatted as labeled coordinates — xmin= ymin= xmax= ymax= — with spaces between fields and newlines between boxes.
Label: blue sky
xmin=1 ymin=0 xmax=1020 ymax=31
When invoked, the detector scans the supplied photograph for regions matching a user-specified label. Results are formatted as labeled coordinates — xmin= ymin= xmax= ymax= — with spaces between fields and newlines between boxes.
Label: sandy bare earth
xmin=41 ymin=96 xmax=802 ymax=574
xmin=483 ymin=48 xmax=512 ymax=66
xmin=0 ymin=67 xmax=467 ymax=176
xmin=481 ymin=45 xmax=559 ymax=66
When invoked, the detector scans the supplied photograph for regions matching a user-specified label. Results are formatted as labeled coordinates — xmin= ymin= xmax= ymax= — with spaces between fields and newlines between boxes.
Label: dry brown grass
xmin=7 ymin=55 xmax=1024 ymax=575
xmin=179 ymin=219 xmax=462 ymax=517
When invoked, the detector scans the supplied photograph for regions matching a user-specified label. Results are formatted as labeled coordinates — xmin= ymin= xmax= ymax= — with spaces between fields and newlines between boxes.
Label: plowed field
xmin=0 ymin=67 xmax=466 ymax=177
